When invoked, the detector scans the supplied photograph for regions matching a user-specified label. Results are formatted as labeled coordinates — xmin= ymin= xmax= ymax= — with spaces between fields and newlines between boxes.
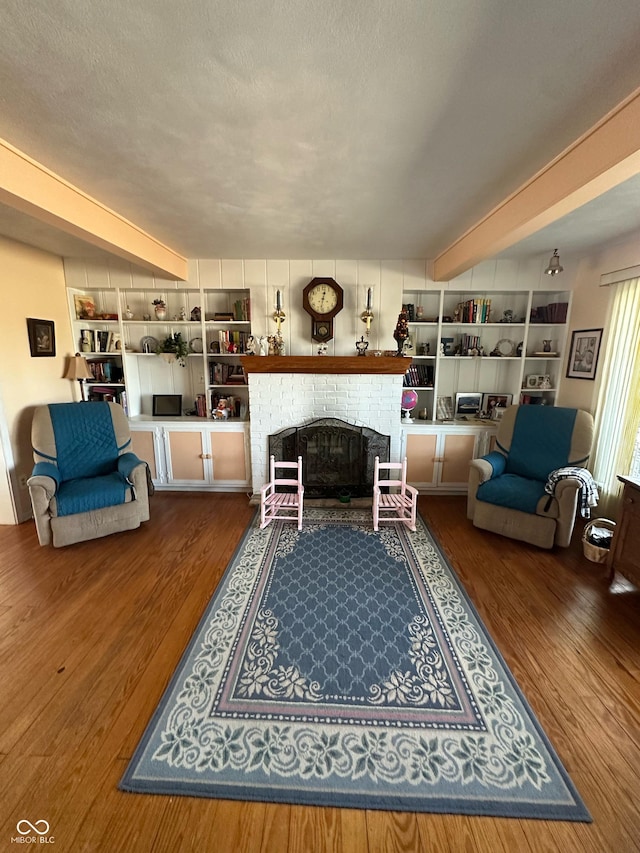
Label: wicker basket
xmin=582 ymin=518 xmax=616 ymax=563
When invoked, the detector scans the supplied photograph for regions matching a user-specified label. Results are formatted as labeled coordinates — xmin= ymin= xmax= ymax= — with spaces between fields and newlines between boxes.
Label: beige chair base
xmin=49 ymin=502 xmax=146 ymax=548
xmin=471 ymin=501 xmax=556 ymax=549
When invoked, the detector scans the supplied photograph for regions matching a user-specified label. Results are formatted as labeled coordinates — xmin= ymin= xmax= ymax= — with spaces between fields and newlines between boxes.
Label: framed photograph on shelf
xmin=226 ymin=365 xmax=246 ymax=384
xmin=436 ymin=396 xmax=454 ymax=421
xmin=481 ymin=393 xmax=513 ymax=414
xmin=74 ymin=293 xmax=96 ymax=319
xmin=455 ymin=392 xmax=482 ymax=417
xmin=566 ymin=328 xmax=602 ymax=380
xmin=26 ymin=318 xmax=56 ymax=357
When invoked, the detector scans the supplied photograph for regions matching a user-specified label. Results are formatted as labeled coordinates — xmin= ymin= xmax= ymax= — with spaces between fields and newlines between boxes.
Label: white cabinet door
xmin=404 ymin=425 xmax=494 ymax=493
xmin=130 ymin=421 xmax=250 ymax=491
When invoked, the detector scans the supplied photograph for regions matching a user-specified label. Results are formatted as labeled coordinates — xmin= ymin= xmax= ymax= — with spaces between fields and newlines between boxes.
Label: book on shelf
xmin=216 ymin=329 xmax=250 ymax=353
xmin=459 ymin=333 xmax=481 ymax=354
xmin=195 ymin=394 xmax=207 ymax=418
xmin=86 ymin=360 xmax=123 ymax=382
xmin=403 ymin=364 xmax=434 ymax=387
xmin=209 ymin=361 xmax=246 ymax=385
xmin=232 ymin=297 xmax=251 ymax=322
xmin=529 ymin=302 xmax=568 ymax=323
xmin=455 ymin=298 xmax=491 ymax=323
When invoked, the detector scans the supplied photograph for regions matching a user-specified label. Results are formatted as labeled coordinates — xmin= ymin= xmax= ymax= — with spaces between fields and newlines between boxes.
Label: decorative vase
xmin=155 ymin=307 xmax=167 ymax=321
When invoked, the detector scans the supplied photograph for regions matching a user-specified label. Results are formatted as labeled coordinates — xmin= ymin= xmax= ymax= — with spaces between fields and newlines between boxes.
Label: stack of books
xmin=529 ymin=302 xmax=568 ymax=323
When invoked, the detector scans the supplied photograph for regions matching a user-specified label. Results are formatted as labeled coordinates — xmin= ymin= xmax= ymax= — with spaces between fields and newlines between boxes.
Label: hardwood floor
xmin=0 ymin=493 xmax=639 ymax=852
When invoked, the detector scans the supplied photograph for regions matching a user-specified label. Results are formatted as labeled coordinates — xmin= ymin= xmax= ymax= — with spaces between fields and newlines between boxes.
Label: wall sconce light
xmin=273 ymin=289 xmax=286 ymax=334
xmin=360 ymin=287 xmax=374 ymax=336
xmin=544 ymin=249 xmax=564 ymax=276
xmin=63 ymin=353 xmax=92 ymax=400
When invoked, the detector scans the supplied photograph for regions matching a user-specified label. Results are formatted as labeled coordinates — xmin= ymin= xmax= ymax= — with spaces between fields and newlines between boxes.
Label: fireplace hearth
xmin=268 ymin=418 xmax=390 ymax=498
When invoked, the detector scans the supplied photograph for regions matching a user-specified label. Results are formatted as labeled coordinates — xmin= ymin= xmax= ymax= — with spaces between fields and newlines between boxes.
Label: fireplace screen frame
xmin=268 ymin=418 xmax=390 ymax=498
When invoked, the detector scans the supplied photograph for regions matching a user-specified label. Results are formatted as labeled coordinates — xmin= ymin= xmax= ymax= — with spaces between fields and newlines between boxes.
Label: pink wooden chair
xmin=260 ymin=455 xmax=304 ymax=530
xmin=372 ymin=456 xmax=418 ymax=532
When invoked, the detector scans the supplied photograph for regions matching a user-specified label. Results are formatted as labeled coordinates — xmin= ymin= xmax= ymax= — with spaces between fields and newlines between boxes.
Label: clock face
xmin=303 ymin=277 xmax=343 ymax=342
xmin=307 ymin=282 xmax=339 ymax=315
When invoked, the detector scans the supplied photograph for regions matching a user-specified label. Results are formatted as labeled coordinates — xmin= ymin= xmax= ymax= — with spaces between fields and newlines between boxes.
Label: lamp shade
xmin=544 ymin=249 xmax=564 ymax=276
xmin=63 ymin=353 xmax=92 ymax=380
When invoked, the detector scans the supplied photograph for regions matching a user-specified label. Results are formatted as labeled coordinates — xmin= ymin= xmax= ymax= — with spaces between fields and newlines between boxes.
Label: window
xmin=591 ymin=277 xmax=640 ymax=516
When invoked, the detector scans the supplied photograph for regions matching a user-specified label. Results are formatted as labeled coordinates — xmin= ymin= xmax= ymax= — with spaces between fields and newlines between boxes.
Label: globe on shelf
xmin=401 ymin=389 xmax=419 ymax=422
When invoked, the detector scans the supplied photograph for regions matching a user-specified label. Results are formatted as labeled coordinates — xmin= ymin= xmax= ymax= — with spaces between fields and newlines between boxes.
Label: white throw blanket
xmin=544 ymin=467 xmax=599 ymax=518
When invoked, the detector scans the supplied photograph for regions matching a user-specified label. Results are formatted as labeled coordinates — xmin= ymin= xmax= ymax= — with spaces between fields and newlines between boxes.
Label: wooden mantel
xmin=241 ymin=356 xmax=408 ymax=375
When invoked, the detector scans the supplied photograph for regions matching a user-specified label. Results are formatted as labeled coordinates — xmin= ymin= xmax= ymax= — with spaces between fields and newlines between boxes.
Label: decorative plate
xmin=496 ymin=338 xmax=516 ymax=356
xmin=189 ymin=337 xmax=203 ymax=353
xmin=140 ymin=336 xmax=159 ymax=354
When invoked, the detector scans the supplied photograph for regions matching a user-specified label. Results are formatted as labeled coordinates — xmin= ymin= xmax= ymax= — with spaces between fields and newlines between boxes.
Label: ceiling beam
xmin=0 ymin=138 xmax=188 ymax=280
xmin=433 ymin=86 xmax=640 ymax=282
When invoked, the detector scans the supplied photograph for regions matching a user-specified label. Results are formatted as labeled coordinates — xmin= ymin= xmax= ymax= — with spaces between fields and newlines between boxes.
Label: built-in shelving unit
xmin=67 ymin=286 xmax=252 ymax=420
xmin=401 ymin=288 xmax=571 ymax=424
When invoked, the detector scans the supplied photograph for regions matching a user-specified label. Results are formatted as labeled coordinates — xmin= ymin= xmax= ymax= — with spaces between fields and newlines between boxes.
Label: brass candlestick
xmin=360 ymin=309 xmax=374 ymax=336
xmin=273 ymin=309 xmax=286 ymax=334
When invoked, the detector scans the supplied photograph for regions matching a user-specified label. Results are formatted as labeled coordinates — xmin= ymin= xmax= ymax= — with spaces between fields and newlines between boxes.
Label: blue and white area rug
xmin=121 ymin=509 xmax=590 ymax=820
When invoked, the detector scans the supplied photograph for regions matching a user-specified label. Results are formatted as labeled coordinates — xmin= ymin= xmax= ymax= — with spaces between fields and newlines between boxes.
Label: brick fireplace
xmin=243 ymin=356 xmax=406 ymax=497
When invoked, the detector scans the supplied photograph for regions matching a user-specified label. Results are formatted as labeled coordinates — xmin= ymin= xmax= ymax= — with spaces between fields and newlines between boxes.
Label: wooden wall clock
xmin=302 ymin=277 xmax=344 ymax=342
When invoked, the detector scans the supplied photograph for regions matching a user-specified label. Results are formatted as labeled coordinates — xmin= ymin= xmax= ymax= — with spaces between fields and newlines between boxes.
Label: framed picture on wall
xmin=27 ymin=318 xmax=56 ymax=357
xmin=566 ymin=328 xmax=603 ymax=380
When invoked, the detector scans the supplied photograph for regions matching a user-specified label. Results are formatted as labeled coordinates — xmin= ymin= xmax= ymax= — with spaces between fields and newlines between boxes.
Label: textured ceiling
xmin=1 ymin=0 xmax=640 ymax=262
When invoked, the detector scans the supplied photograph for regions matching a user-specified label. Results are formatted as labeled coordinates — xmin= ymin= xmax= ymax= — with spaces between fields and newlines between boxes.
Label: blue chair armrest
xmin=117 ymin=452 xmax=145 ymax=480
xmin=31 ymin=461 xmax=61 ymax=486
xmin=480 ymin=451 xmax=507 ymax=479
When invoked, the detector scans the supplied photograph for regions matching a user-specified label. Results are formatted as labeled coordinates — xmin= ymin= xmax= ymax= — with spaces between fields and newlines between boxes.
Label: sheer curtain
xmin=591 ymin=277 xmax=640 ymax=518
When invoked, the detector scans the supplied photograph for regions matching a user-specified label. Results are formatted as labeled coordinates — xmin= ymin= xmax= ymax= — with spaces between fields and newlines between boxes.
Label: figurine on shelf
xmin=267 ymin=334 xmax=285 ymax=356
xmin=190 ymin=306 xmax=201 ymax=322
xmin=393 ymin=309 xmax=409 ymax=356
xmin=355 ymin=335 xmax=369 ymax=356
xmin=258 ymin=336 xmax=268 ymax=356
xmin=213 ymin=397 xmax=230 ymax=420
xmin=178 ymin=307 xmax=187 ymax=321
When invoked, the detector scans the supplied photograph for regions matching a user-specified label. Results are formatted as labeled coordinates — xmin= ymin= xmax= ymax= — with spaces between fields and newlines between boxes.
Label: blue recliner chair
xmin=27 ymin=402 xmax=150 ymax=547
xmin=467 ymin=405 xmax=594 ymax=549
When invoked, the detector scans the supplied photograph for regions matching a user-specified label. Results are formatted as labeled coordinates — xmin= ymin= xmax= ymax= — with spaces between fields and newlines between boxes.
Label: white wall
xmin=0 ymin=237 xmax=73 ymax=524
xmin=558 ymin=231 xmax=640 ymax=414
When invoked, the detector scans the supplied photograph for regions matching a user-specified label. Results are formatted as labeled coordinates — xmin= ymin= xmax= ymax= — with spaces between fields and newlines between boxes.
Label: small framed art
xmin=74 ymin=293 xmax=96 ymax=319
xmin=566 ymin=328 xmax=602 ymax=380
xmin=436 ymin=396 xmax=454 ymax=420
xmin=27 ymin=318 xmax=56 ymax=357
xmin=455 ymin=392 xmax=482 ymax=417
xmin=481 ymin=393 xmax=513 ymax=414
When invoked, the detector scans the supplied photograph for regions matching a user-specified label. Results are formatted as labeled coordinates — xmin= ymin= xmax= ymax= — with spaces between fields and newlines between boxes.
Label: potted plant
xmin=152 ymin=298 xmax=167 ymax=320
xmin=159 ymin=333 xmax=189 ymax=367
